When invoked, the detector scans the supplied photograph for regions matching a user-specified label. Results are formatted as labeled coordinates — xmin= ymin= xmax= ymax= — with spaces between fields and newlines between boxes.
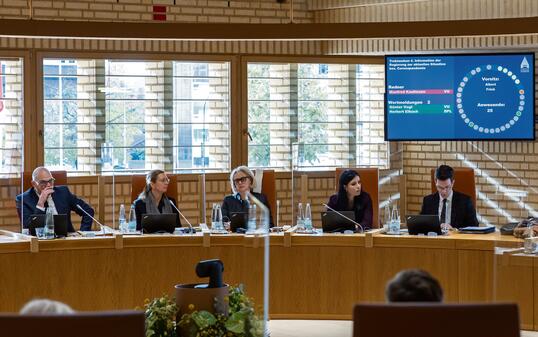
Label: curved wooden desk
xmin=0 ymin=232 xmax=532 ymax=328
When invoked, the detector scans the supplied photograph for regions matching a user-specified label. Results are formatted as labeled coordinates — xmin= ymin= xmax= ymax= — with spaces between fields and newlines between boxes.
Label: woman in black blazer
xmin=221 ymin=166 xmax=274 ymax=229
xmin=326 ymin=169 xmax=373 ymax=231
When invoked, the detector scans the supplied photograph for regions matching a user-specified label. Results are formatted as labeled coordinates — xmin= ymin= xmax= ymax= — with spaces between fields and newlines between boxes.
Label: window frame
xmin=240 ymin=55 xmax=385 ymax=172
xmin=35 ymin=51 xmax=239 ymax=176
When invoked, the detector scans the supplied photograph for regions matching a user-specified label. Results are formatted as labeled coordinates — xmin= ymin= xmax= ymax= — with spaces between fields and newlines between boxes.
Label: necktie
xmin=440 ymin=198 xmax=447 ymax=224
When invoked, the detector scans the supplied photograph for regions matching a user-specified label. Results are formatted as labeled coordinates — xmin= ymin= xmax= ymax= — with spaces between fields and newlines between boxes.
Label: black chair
xmin=0 ymin=310 xmax=145 ymax=337
xmin=353 ymin=302 xmax=520 ymax=337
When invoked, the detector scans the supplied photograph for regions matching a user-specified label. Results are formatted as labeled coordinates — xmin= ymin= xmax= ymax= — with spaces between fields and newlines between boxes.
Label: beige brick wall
xmin=1 ymin=0 xmax=312 ymax=23
xmin=311 ymin=0 xmax=538 ymax=23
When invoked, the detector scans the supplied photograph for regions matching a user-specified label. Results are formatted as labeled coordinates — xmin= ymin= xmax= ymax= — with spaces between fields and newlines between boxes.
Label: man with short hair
xmin=15 ymin=167 xmax=94 ymax=232
xmin=420 ymin=164 xmax=478 ymax=230
xmin=385 ymin=269 xmax=443 ymax=302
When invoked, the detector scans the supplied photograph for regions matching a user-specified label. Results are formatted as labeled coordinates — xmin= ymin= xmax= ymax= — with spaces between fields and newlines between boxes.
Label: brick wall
xmin=311 ymin=0 xmax=538 ymax=23
xmin=1 ymin=0 xmax=312 ymax=23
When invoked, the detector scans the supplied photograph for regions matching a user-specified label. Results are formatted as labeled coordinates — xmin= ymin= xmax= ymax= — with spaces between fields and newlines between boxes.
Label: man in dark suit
xmin=420 ymin=165 xmax=478 ymax=230
xmin=15 ymin=167 xmax=94 ymax=232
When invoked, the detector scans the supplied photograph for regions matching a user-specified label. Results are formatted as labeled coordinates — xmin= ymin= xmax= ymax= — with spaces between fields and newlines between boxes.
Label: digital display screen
xmin=385 ymin=53 xmax=535 ymax=140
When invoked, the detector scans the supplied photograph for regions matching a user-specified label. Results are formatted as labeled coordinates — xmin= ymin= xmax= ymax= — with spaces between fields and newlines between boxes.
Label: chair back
xmin=131 ymin=174 xmax=178 ymax=203
xmin=0 ymin=310 xmax=145 ymax=337
xmin=353 ymin=303 xmax=520 ymax=337
xmin=430 ymin=167 xmax=476 ymax=207
xmin=22 ymin=170 xmax=68 ymax=191
xmin=335 ymin=168 xmax=379 ymax=228
xmin=260 ymin=169 xmax=276 ymax=224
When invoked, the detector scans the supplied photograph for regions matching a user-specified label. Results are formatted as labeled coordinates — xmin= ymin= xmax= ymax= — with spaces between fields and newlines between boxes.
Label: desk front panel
xmin=0 ymin=233 xmax=531 ymax=326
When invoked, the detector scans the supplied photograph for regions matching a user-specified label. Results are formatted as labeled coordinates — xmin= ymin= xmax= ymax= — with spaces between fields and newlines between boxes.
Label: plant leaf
xmin=192 ymin=310 xmax=217 ymax=329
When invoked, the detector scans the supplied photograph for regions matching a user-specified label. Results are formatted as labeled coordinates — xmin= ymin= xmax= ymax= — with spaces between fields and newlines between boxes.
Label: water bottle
xmin=247 ymin=204 xmax=257 ymax=232
xmin=383 ymin=204 xmax=391 ymax=230
xmin=44 ymin=207 xmax=55 ymax=239
xmin=296 ymin=202 xmax=304 ymax=230
xmin=304 ymin=203 xmax=313 ymax=231
xmin=212 ymin=204 xmax=223 ymax=231
xmin=389 ymin=205 xmax=400 ymax=234
xmin=118 ymin=204 xmax=126 ymax=233
xmin=128 ymin=204 xmax=137 ymax=233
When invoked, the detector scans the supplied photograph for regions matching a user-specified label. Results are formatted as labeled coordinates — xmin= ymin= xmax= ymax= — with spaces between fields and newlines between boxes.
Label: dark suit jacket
xmin=327 ymin=191 xmax=373 ymax=230
xmin=420 ymin=190 xmax=479 ymax=229
xmin=15 ymin=186 xmax=94 ymax=232
xmin=221 ymin=191 xmax=274 ymax=227
xmin=133 ymin=196 xmax=181 ymax=230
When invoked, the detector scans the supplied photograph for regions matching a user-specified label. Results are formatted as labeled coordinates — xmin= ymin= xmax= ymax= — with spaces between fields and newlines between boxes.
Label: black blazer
xmin=133 ymin=196 xmax=181 ymax=230
xmin=420 ymin=190 xmax=479 ymax=229
xmin=221 ymin=191 xmax=274 ymax=227
xmin=15 ymin=186 xmax=94 ymax=232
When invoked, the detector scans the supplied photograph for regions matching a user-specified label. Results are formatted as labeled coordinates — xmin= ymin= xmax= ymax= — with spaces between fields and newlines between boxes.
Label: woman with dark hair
xmin=133 ymin=169 xmax=181 ymax=230
xmin=326 ymin=169 xmax=373 ymax=231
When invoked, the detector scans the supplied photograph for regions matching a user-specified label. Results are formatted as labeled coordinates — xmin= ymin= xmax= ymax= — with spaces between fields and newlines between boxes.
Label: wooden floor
xmin=268 ymin=320 xmax=538 ymax=337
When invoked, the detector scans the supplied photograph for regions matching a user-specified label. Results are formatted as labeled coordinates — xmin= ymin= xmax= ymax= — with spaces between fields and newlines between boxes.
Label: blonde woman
xmin=221 ymin=166 xmax=273 ymax=229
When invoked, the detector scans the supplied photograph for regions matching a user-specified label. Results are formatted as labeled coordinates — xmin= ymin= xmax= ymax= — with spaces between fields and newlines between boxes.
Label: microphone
xmin=322 ymin=203 xmax=364 ymax=233
xmin=169 ymin=199 xmax=195 ymax=234
xmin=76 ymin=204 xmax=110 ymax=235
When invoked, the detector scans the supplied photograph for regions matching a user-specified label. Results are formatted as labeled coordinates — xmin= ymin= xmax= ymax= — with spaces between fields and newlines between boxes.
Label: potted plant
xmin=177 ymin=284 xmax=264 ymax=337
xmin=143 ymin=294 xmax=179 ymax=337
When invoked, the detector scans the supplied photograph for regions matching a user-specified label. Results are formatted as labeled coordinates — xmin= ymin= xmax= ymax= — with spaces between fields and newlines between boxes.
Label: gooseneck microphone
xmin=168 ymin=199 xmax=194 ymax=234
xmin=76 ymin=204 xmax=109 ymax=234
xmin=322 ymin=203 xmax=364 ymax=233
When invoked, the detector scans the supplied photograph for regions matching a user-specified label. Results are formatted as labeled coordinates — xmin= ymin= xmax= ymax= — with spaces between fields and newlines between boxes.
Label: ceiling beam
xmin=0 ymin=17 xmax=537 ymax=40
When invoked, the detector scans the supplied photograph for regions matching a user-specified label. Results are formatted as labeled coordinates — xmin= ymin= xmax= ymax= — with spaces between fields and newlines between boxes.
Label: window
xmin=43 ymin=60 xmax=80 ymax=171
xmin=247 ymin=61 xmax=386 ymax=171
xmin=0 ymin=58 xmax=24 ymax=177
xmin=173 ymin=62 xmax=230 ymax=173
xmin=42 ymin=58 xmax=231 ymax=175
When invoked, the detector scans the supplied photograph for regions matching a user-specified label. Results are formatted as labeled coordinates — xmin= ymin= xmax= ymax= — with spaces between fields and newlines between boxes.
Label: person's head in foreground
xmin=20 ymin=299 xmax=74 ymax=315
xmin=385 ymin=269 xmax=443 ymax=302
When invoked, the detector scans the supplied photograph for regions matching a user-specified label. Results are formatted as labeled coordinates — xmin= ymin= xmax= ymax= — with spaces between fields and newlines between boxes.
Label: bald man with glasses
xmin=15 ymin=167 xmax=94 ymax=232
xmin=420 ymin=165 xmax=478 ymax=230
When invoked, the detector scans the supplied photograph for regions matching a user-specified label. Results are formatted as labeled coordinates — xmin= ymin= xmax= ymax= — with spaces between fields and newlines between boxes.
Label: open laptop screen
xmin=321 ymin=211 xmax=356 ymax=233
xmin=29 ymin=214 xmax=69 ymax=237
xmin=406 ymin=215 xmax=442 ymax=235
xmin=141 ymin=213 xmax=176 ymax=234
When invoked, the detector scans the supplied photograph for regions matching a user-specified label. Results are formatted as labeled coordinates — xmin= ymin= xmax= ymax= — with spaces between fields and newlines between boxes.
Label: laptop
xmin=229 ymin=212 xmax=247 ymax=233
xmin=321 ymin=211 xmax=356 ymax=233
xmin=406 ymin=214 xmax=442 ymax=235
xmin=29 ymin=214 xmax=69 ymax=238
xmin=141 ymin=213 xmax=176 ymax=234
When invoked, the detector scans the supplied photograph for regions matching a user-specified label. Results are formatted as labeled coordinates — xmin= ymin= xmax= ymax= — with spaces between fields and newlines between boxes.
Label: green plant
xmin=178 ymin=285 xmax=264 ymax=337
xmin=144 ymin=294 xmax=178 ymax=337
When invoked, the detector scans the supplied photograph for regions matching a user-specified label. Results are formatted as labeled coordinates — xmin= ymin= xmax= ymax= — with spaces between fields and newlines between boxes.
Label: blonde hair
xmin=20 ymin=299 xmax=74 ymax=315
xmin=229 ymin=166 xmax=255 ymax=194
xmin=139 ymin=169 xmax=166 ymax=200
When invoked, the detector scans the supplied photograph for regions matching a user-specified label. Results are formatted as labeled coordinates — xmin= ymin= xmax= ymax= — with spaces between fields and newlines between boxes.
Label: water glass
xmin=35 ymin=227 xmax=46 ymax=239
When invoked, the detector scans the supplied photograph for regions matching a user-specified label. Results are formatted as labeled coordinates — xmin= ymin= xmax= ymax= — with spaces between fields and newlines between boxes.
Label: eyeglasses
xmin=233 ymin=176 xmax=250 ymax=185
xmin=436 ymin=184 xmax=452 ymax=191
xmin=36 ymin=178 xmax=55 ymax=186
xmin=157 ymin=178 xmax=170 ymax=184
